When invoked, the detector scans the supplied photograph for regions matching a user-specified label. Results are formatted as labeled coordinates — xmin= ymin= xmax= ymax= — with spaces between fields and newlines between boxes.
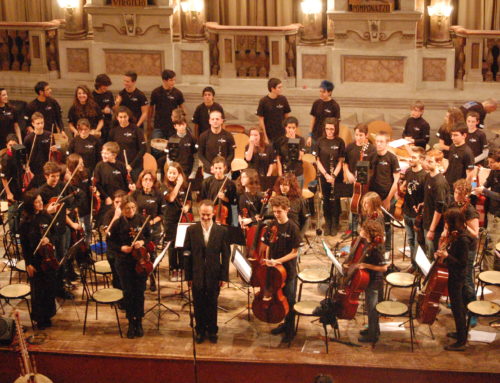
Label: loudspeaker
xmin=167 ymin=137 xmax=180 ymax=162
xmin=0 ymin=317 xmax=15 ymax=345
xmin=356 ymin=161 xmax=370 ymax=184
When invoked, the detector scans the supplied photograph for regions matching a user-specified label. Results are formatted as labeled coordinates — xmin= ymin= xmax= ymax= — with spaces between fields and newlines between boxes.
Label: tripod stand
xmin=381 ymin=206 xmax=405 ymax=273
xmin=144 ymin=242 xmax=180 ymax=329
xmin=224 ymin=247 xmax=253 ymax=324
xmin=303 ymin=172 xmax=325 ymax=255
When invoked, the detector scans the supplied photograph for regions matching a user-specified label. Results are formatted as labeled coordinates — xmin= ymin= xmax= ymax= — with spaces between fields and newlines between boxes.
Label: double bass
xmin=251 ymin=224 xmax=289 ymax=324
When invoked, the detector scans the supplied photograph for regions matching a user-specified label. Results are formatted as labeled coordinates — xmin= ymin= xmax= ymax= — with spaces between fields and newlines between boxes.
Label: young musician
xmin=109 ymin=106 xmax=146 ymax=181
xmin=306 ymin=80 xmax=340 ymax=148
xmin=400 ymin=146 xmax=427 ymax=270
xmin=264 ymin=195 xmax=301 ymax=344
xmin=422 ymin=150 xmax=450 ymax=259
xmin=237 ymin=168 xmax=263 ymax=229
xmin=67 ymin=85 xmax=103 ymax=137
xmin=245 ymin=126 xmax=276 ymax=187
xmin=200 ymin=156 xmax=237 ymax=226
xmin=465 ymin=111 xmax=488 ymax=165
xmin=184 ymin=200 xmax=230 ymax=344
xmin=163 ymin=162 xmax=191 ymax=281
xmin=356 ymin=219 xmax=387 ymax=343
xmin=257 ymin=78 xmax=291 ymax=144
xmin=19 ymin=190 xmax=57 ymax=329
xmin=460 ymin=98 xmax=497 ymax=129
xmin=198 ymin=110 xmax=235 ymax=178
xmin=24 ymin=81 xmax=63 ymax=134
xmin=370 ymin=131 xmax=400 ymax=253
xmin=402 ymin=101 xmax=430 ymax=149
xmin=437 ymin=107 xmax=464 ymax=159
xmin=92 ymin=74 xmax=115 ymax=143
xmin=23 ymin=112 xmax=54 ymax=188
xmin=441 ymin=208 xmax=474 ymax=351
xmin=275 ymin=117 xmax=305 ymax=187
xmin=313 ymin=117 xmax=345 ymax=236
xmin=149 ymin=69 xmax=185 ymax=140
xmin=0 ymin=88 xmax=22 ymax=148
xmin=273 ymin=174 xmax=310 ymax=239
xmin=473 ymin=149 xmax=500 ymax=270
xmin=444 ymin=123 xmax=474 ymax=189
xmin=108 ymin=195 xmax=152 ymax=339
xmin=115 ymin=71 xmax=149 ymax=130
xmin=192 ymin=86 xmax=224 ymax=139
xmin=343 ymin=123 xmax=376 ymax=237
xmin=68 ymin=119 xmax=102 ymax=174
xmin=1 ymin=135 xmax=23 ymax=231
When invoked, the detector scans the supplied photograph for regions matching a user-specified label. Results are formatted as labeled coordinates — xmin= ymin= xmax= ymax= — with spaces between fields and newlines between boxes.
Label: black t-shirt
xmin=422 ymin=173 xmax=449 ymax=231
xmin=436 ymin=127 xmax=452 ymax=158
xmin=275 ymin=136 xmax=305 ymax=177
xmin=68 ymin=135 xmax=102 ymax=174
xmin=0 ymin=105 xmax=18 ymax=149
xmin=94 ymin=160 xmax=128 ymax=200
xmin=132 ymin=189 xmax=164 ymax=219
xmin=466 ymin=129 xmax=488 ymax=158
xmin=364 ymin=245 xmax=387 ymax=286
xmin=256 ymin=95 xmax=291 ymax=142
xmin=450 ymin=201 xmax=479 ymax=248
xmin=245 ymin=143 xmax=276 ymax=177
xmin=263 ymin=219 xmax=301 ymax=282
xmin=192 ymin=102 xmax=224 ymax=137
xmin=484 ymin=169 xmax=500 ymax=216
xmin=446 ymin=233 xmax=473 ymax=276
xmin=109 ymin=123 xmax=146 ymax=168
xmin=39 ymin=182 xmax=73 ymax=235
xmin=460 ymin=101 xmax=486 ymax=127
xmin=200 ymin=176 xmax=237 ymax=225
xmin=163 ymin=185 xmax=191 ymax=225
xmin=23 ymin=131 xmax=51 ymax=177
xmin=150 ymin=86 xmax=185 ymax=137
xmin=92 ymin=90 xmax=115 ymax=118
xmin=445 ymin=144 xmax=474 ymax=188
xmin=168 ymin=132 xmax=198 ymax=176
xmin=370 ymin=151 xmax=400 ymax=199
xmin=67 ymin=104 xmax=103 ymax=130
xmin=24 ymin=98 xmax=63 ymax=131
xmin=0 ymin=151 xmax=22 ymax=200
xmin=344 ymin=142 xmax=377 ymax=173
xmin=238 ymin=192 xmax=263 ymax=218
xmin=402 ymin=168 xmax=427 ymax=218
xmin=403 ymin=116 xmax=430 ymax=148
xmin=313 ymin=136 xmax=345 ymax=181
xmin=309 ymin=99 xmax=340 ymax=139
xmin=197 ymin=129 xmax=235 ymax=173
xmin=118 ymin=88 xmax=148 ymax=127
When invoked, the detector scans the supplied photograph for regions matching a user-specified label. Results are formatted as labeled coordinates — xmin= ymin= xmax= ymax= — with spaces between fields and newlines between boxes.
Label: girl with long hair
xmin=437 ymin=107 xmax=464 ymax=158
xmin=68 ymin=85 xmax=103 ymax=137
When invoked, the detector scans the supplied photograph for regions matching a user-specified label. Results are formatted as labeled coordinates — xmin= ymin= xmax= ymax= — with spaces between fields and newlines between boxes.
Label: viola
xmin=129 ymin=215 xmax=154 ymax=276
xmin=251 ymin=224 xmax=289 ymax=324
xmin=91 ymin=176 xmax=101 ymax=216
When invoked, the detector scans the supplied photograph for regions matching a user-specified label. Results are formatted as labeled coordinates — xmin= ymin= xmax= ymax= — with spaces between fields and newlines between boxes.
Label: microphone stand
xmin=381 ymin=206 xmax=404 ymax=273
xmin=303 ymin=166 xmax=324 ymax=255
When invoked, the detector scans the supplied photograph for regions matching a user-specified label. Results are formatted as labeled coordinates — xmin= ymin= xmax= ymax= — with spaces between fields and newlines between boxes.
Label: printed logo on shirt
xmin=124 ymin=132 xmax=133 ymax=137
xmin=453 ymin=154 xmax=459 ymax=159
xmin=41 ymin=139 xmax=49 ymax=144
xmin=45 ymin=106 xmax=52 ymax=111
xmin=379 ymin=161 xmax=389 ymax=166
xmin=2 ymin=111 xmax=12 ymax=116
xmin=469 ymin=138 xmax=477 ymax=143
xmin=146 ymin=199 xmax=155 ymax=204
xmin=259 ymin=153 xmax=268 ymax=158
xmin=218 ymin=138 xmax=227 ymax=144
xmin=131 ymin=97 xmax=138 ymax=102
xmin=324 ymin=108 xmax=332 ymax=113
xmin=280 ymin=232 xmax=291 ymax=238
xmin=85 ymin=144 xmax=94 ymax=149
xmin=330 ymin=145 xmax=339 ymax=150
xmin=103 ymin=98 xmax=110 ymax=103
xmin=414 ymin=127 xmax=420 ymax=131
xmin=168 ymin=96 xmax=175 ymax=100
xmin=276 ymin=104 xmax=284 ymax=109
xmin=183 ymin=143 xmax=192 ymax=147
xmin=407 ymin=179 xmax=420 ymax=195
xmin=112 ymin=170 xmax=121 ymax=175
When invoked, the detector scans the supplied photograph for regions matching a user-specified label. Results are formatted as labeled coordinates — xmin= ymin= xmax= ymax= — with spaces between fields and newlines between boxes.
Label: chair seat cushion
xmin=93 ymin=288 xmax=123 ymax=304
xmin=294 ymin=300 xmax=321 ymax=316
xmin=0 ymin=283 xmax=31 ymax=298
xmin=94 ymin=260 xmax=111 ymax=274
xmin=385 ymin=272 xmax=414 ymax=287
xmin=376 ymin=301 xmax=408 ymax=316
xmin=16 ymin=260 xmax=26 ymax=272
xmin=467 ymin=300 xmax=500 ymax=316
xmin=298 ymin=268 xmax=330 ymax=283
xmin=478 ymin=270 xmax=500 ymax=285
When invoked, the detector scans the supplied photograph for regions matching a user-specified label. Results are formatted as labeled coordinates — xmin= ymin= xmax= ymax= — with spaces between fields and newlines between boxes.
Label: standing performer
xmin=108 ymin=195 xmax=152 ymax=339
xmin=0 ymin=88 xmax=22 ymax=148
xmin=192 ymin=86 xmax=224 ymax=139
xmin=67 ymin=85 xmax=103 ymax=137
xmin=465 ymin=111 xmax=488 ymax=165
xmin=184 ymin=200 xmax=230 ymax=344
xmin=275 ymin=117 xmax=305 ymax=188
xmin=313 ymin=117 xmax=345 ymax=236
xmin=19 ymin=190 xmax=57 ymax=329
xmin=92 ymin=74 xmax=115 ymax=143
xmin=237 ymin=168 xmax=263 ymax=226
xmin=245 ymin=126 xmax=276 ymax=189
xmin=115 ymin=71 xmax=149 ymax=130
xmin=68 ymin=118 xmax=102 ymax=174
xmin=264 ymin=196 xmax=301 ymax=344
xmin=437 ymin=107 xmax=464 ymax=159
xmin=1 ymin=135 xmax=24 ymax=231
xmin=24 ymin=81 xmax=63 ymax=134
xmin=441 ymin=208 xmax=474 ymax=351
xmin=257 ymin=78 xmax=291 ymax=144
xmin=444 ymin=123 xmax=474 ymax=189
xmin=402 ymin=101 xmax=430 ymax=149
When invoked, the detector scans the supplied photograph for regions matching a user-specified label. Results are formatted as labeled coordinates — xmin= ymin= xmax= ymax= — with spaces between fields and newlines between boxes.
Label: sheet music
xmin=232 ymin=248 xmax=252 ymax=284
xmin=153 ymin=242 xmax=170 ymax=270
xmin=389 ymin=138 xmax=411 ymax=148
xmin=175 ymin=223 xmax=194 ymax=248
xmin=322 ymin=240 xmax=343 ymax=276
xmin=415 ymin=246 xmax=431 ymax=276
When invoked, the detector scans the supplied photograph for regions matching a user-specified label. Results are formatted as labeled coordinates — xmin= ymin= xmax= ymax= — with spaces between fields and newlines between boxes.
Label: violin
xmin=393 ymin=172 xmax=406 ymax=221
xmin=48 ymin=124 xmax=64 ymax=164
xmin=129 ymin=215 xmax=154 ymax=275
xmin=90 ymin=176 xmax=101 ymax=217
xmin=178 ymin=182 xmax=194 ymax=223
xmin=214 ymin=177 xmax=229 ymax=225
xmin=251 ymin=223 xmax=289 ymax=324
xmin=22 ymin=134 xmax=37 ymax=192
xmin=70 ymin=208 xmax=92 ymax=266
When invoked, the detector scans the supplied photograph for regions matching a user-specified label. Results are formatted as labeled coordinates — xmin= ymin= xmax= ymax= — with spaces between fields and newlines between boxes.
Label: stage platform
xmin=1 ymin=234 xmax=499 ymax=383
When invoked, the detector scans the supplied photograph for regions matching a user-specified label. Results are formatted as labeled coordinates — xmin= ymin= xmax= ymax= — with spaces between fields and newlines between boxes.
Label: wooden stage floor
xmin=1 ymin=231 xmax=499 ymax=383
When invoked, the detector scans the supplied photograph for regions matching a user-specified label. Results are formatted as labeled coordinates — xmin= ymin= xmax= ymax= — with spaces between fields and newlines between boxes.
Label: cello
xmin=251 ymin=224 xmax=289 ymax=324
xmin=129 ymin=215 xmax=154 ymax=276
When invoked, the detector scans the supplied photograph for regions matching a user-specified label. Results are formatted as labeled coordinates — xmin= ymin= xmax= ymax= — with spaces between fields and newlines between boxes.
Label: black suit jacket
xmin=184 ymin=222 xmax=230 ymax=290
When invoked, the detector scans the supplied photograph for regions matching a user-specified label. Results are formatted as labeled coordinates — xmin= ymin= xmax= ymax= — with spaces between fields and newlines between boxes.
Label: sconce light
xmin=427 ymin=3 xmax=453 ymax=17
xmin=181 ymin=0 xmax=204 ymax=13
xmin=300 ymin=0 xmax=324 ymax=44
xmin=58 ymin=0 xmax=86 ymax=39
xmin=427 ymin=2 xmax=453 ymax=47
xmin=301 ymin=0 xmax=322 ymax=15
xmin=180 ymin=0 xmax=205 ymax=41
xmin=58 ymin=0 xmax=79 ymax=8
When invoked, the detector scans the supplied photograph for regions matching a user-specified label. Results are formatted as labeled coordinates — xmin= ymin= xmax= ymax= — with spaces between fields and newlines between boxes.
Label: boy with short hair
xmin=465 ymin=111 xmax=488 ymax=164
xmin=24 ymin=81 xmax=63 ymax=134
xmin=92 ymin=74 xmax=114 ymax=143
xmin=192 ymin=86 xmax=225 ymax=139
xmin=115 ymin=71 xmax=149 ymax=130
xmin=257 ymin=78 xmax=291 ymax=144
xmin=402 ymin=101 xmax=430 ymax=149
xmin=68 ymin=118 xmax=102 ymax=174
xmin=444 ymin=123 xmax=475 ymax=188
xmin=307 ymin=80 xmax=340 ymax=147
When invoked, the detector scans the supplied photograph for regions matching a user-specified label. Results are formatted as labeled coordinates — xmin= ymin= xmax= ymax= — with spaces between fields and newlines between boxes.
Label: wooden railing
xmin=205 ymin=22 xmax=301 ymax=79
xmin=0 ymin=19 xmax=63 ymax=74
xmin=450 ymin=25 xmax=500 ymax=89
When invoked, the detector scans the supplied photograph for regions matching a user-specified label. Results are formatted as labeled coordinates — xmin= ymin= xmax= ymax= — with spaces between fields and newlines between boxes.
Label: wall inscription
xmin=111 ymin=0 xmax=147 ymax=6
xmin=349 ymin=0 xmax=394 ymax=13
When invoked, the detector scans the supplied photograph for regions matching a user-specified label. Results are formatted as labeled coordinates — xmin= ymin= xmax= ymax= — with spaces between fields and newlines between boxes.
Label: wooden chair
xmin=367 ymin=120 xmax=392 ymax=143
xmin=338 ymin=124 xmax=353 ymax=146
xmin=224 ymin=124 xmax=246 ymax=134
xmin=143 ymin=152 xmax=158 ymax=174
xmin=232 ymin=132 xmax=249 ymax=159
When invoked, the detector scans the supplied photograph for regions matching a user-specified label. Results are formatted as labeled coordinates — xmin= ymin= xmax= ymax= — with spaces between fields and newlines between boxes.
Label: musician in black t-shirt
xmin=24 ymin=81 xmax=64 ymax=135
xmin=444 ymin=123 xmax=474 ymax=189
xmin=264 ymin=195 xmax=301 ymax=344
xmin=115 ymin=71 xmax=149 ymax=130
xmin=275 ymin=117 xmax=305 ymax=188
xmin=0 ymin=88 xmax=22 ymax=148
xmin=0 ymin=135 xmax=23 ymax=232
xmin=67 ymin=85 xmax=104 ymax=137
xmin=465 ymin=111 xmax=488 ymax=164
xmin=460 ymin=98 xmax=497 ymax=129
xmin=68 ymin=119 xmax=102 ymax=174
xmin=402 ymin=101 xmax=430 ymax=149
xmin=256 ymin=78 xmax=291 ymax=144
xmin=245 ymin=126 xmax=276 ymax=189
xmin=192 ymin=86 xmax=224 ymax=139
xmin=437 ymin=107 xmax=464 ymax=159
xmin=149 ymin=69 xmax=185 ymax=140
xmin=92 ymin=74 xmax=115 ymax=143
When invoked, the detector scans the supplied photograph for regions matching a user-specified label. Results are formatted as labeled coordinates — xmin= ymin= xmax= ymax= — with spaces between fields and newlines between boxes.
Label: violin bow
xmin=25 ymin=132 xmax=37 ymax=171
xmin=212 ymin=176 xmax=228 ymax=205
xmin=131 ymin=215 xmax=151 ymax=247
xmin=178 ymin=182 xmax=192 ymax=224
xmin=33 ymin=202 xmax=66 ymax=255
xmin=52 ymin=165 xmax=80 ymax=205
xmin=0 ymin=178 xmax=13 ymax=199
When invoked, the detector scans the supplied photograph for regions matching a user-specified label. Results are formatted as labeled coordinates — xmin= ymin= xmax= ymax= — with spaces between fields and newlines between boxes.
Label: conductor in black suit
xmin=184 ymin=200 xmax=231 ymax=344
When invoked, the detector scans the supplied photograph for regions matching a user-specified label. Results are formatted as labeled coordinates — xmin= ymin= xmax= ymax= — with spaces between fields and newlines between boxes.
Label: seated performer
xmin=108 ymin=195 xmax=152 ymax=339
xmin=265 ymin=195 xmax=301 ymax=344
xmin=184 ymin=200 xmax=230 ymax=344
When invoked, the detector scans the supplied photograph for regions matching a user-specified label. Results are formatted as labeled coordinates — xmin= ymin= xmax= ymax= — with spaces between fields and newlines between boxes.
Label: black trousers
xmin=30 ymin=269 xmax=57 ymax=323
xmin=320 ymin=177 xmax=341 ymax=225
xmin=448 ymin=273 xmax=467 ymax=345
xmin=116 ymin=255 xmax=147 ymax=320
xmin=192 ymin=284 xmax=220 ymax=335
xmin=283 ymin=277 xmax=297 ymax=336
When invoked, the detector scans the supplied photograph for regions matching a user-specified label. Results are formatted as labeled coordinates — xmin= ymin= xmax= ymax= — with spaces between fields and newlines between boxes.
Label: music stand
xmin=224 ymin=247 xmax=253 ymax=324
xmin=144 ymin=242 xmax=180 ymax=329
xmin=381 ymin=206 xmax=404 ymax=273
xmin=415 ymin=246 xmax=431 ymax=277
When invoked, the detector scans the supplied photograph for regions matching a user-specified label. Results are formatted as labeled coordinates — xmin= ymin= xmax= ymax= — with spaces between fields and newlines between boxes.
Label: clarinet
xmin=329 ymin=154 xmax=336 ymax=202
